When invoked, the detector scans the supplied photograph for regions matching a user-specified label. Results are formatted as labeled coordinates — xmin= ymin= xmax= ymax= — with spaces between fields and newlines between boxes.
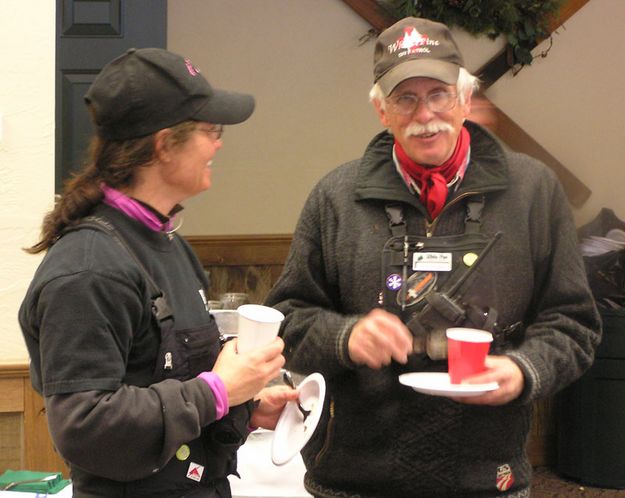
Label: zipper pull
xmin=164 ymin=352 xmax=173 ymax=370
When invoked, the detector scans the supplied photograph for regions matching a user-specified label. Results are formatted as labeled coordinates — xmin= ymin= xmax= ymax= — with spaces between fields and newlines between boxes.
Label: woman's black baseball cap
xmin=84 ymin=47 xmax=255 ymax=140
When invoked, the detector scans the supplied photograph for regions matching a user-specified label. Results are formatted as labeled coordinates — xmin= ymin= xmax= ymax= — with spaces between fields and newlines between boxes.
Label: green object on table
xmin=0 ymin=470 xmax=70 ymax=493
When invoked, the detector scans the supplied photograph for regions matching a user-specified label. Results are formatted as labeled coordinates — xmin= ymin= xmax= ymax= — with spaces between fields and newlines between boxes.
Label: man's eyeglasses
xmin=386 ymin=91 xmax=458 ymax=115
xmin=198 ymin=124 xmax=224 ymax=141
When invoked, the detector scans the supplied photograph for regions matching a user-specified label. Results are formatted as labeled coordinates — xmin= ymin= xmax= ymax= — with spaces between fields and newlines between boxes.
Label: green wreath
xmin=381 ymin=0 xmax=563 ymax=68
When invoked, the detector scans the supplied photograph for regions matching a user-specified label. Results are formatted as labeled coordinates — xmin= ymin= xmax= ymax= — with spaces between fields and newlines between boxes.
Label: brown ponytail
xmin=25 ymin=120 xmax=198 ymax=254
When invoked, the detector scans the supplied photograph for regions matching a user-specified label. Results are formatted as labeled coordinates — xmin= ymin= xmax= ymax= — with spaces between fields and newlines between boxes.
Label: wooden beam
xmin=549 ymin=0 xmax=591 ymax=33
xmin=340 ymin=0 xmax=394 ymax=32
xmin=489 ymin=105 xmax=591 ymax=208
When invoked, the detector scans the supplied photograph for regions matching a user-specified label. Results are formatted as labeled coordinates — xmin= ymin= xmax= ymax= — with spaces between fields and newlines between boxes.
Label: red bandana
xmin=395 ymin=126 xmax=470 ymax=220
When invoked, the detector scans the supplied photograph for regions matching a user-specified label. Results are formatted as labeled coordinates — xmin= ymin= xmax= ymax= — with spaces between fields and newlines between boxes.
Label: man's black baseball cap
xmin=85 ymin=47 xmax=255 ymax=140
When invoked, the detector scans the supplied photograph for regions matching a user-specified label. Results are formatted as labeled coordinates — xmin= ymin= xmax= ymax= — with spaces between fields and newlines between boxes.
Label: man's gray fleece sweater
xmin=265 ymin=121 xmax=600 ymax=498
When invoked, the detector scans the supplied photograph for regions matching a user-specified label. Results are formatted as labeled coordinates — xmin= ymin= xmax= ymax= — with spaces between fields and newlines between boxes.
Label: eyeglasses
xmin=198 ymin=124 xmax=224 ymax=141
xmin=386 ymin=91 xmax=458 ymax=115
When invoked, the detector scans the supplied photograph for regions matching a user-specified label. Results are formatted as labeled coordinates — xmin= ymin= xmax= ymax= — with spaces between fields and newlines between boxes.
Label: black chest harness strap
xmin=63 ymin=215 xmax=173 ymax=323
xmin=381 ymin=197 xmax=521 ymax=359
xmin=385 ymin=195 xmax=485 ymax=238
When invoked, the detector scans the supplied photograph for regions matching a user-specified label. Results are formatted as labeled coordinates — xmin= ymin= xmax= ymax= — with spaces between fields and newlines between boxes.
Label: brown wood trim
xmin=185 ymin=234 xmax=293 ymax=266
xmin=0 ymin=362 xmax=29 ymax=379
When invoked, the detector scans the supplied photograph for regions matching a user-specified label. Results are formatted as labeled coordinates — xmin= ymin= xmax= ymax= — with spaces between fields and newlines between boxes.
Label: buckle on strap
xmin=385 ymin=204 xmax=406 ymax=237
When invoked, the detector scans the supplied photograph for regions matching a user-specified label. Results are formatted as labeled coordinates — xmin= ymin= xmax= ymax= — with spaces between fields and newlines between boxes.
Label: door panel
xmin=55 ymin=0 xmax=166 ymax=192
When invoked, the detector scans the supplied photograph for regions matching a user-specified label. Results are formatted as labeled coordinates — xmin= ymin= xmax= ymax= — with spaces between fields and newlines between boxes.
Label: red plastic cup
xmin=446 ymin=328 xmax=493 ymax=384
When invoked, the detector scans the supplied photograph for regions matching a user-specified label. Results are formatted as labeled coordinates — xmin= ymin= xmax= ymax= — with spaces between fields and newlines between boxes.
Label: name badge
xmin=413 ymin=252 xmax=452 ymax=272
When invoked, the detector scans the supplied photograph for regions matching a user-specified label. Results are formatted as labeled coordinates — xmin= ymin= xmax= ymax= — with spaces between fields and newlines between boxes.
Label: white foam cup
xmin=236 ymin=304 xmax=285 ymax=353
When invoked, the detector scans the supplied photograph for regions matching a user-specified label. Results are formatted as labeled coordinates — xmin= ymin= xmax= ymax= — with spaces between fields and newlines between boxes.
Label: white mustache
xmin=404 ymin=121 xmax=453 ymax=138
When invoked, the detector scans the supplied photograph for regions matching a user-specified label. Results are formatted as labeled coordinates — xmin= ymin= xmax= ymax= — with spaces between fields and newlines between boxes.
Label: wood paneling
xmin=186 ymin=234 xmax=293 ymax=303
xmin=207 ymin=265 xmax=283 ymax=304
xmin=0 ymin=364 xmax=68 ymax=477
xmin=0 ymin=413 xmax=22 ymax=472
xmin=0 ymin=378 xmax=24 ymax=413
xmin=186 ymin=234 xmax=292 ymax=266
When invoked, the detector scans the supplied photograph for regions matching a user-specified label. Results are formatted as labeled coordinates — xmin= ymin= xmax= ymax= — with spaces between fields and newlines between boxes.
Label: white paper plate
xmin=271 ymin=372 xmax=325 ymax=466
xmin=398 ymin=372 xmax=499 ymax=397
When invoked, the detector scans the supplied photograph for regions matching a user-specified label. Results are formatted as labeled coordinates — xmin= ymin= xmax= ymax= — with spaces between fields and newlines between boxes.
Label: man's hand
xmin=348 ymin=308 xmax=413 ymax=369
xmin=452 ymin=355 xmax=525 ymax=405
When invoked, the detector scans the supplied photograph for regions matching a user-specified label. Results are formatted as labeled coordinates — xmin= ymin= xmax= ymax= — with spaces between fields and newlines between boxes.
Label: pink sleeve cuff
xmin=197 ymin=372 xmax=230 ymax=420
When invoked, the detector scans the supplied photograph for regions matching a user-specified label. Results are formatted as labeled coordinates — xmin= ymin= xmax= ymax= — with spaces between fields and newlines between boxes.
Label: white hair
xmin=369 ymin=67 xmax=480 ymax=109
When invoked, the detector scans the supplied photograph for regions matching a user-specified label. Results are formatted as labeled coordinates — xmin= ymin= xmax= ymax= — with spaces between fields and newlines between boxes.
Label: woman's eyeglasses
xmin=198 ymin=124 xmax=224 ymax=140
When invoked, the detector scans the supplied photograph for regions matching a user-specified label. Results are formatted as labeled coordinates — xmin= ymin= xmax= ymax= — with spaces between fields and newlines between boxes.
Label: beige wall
xmin=1 ymin=1 xmax=55 ymax=362
xmin=168 ymin=0 xmax=383 ymax=235
xmin=485 ymin=0 xmax=625 ymax=228
xmin=3 ymin=0 xmax=624 ymax=362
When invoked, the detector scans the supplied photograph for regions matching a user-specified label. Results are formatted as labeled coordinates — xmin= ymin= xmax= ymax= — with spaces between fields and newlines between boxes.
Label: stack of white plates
xmin=580 ymin=229 xmax=625 ymax=257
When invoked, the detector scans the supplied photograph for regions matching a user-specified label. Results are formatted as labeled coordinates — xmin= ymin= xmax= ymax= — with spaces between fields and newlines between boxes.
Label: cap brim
xmin=378 ymin=59 xmax=460 ymax=96
xmin=193 ymin=88 xmax=255 ymax=125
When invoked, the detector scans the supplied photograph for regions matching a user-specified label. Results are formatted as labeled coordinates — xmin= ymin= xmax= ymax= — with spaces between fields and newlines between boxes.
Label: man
xmin=265 ymin=17 xmax=601 ymax=498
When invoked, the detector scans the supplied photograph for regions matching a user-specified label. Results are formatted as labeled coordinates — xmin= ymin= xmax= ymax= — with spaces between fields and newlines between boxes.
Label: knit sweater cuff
xmin=506 ymin=351 xmax=541 ymax=404
xmin=197 ymin=372 xmax=230 ymax=420
xmin=336 ymin=316 xmax=361 ymax=369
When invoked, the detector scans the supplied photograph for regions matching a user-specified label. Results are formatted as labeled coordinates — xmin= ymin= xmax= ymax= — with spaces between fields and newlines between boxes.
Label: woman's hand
xmin=212 ymin=337 xmax=285 ymax=406
xmin=249 ymin=385 xmax=300 ymax=430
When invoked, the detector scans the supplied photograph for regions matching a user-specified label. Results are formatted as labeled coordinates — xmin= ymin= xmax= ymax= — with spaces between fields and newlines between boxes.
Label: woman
xmin=19 ymin=48 xmax=296 ymax=498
